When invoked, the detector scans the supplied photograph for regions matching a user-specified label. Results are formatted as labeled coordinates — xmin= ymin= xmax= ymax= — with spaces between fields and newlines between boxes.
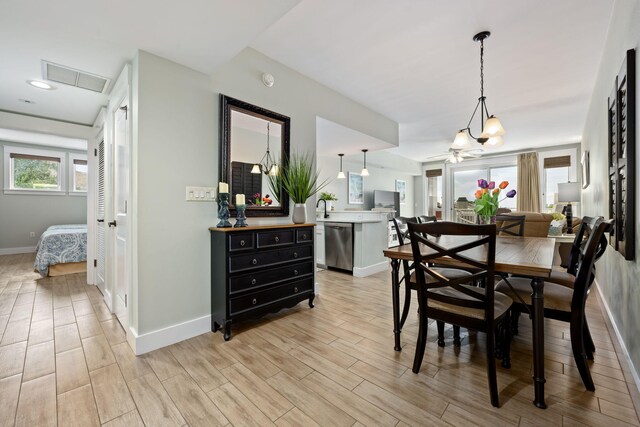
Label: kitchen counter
xmin=314 ymin=210 xmax=390 ymax=223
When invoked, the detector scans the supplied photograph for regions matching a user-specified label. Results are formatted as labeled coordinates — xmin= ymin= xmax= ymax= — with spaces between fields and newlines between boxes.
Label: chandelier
xmin=251 ymin=121 xmax=279 ymax=176
xmin=452 ymin=31 xmax=505 ymax=150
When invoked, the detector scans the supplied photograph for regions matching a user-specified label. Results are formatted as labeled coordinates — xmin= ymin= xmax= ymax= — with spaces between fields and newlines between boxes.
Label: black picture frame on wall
xmin=607 ymin=48 xmax=635 ymax=261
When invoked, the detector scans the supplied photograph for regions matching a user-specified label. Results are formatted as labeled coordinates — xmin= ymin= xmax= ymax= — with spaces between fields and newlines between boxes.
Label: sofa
xmin=500 ymin=211 xmax=553 ymax=237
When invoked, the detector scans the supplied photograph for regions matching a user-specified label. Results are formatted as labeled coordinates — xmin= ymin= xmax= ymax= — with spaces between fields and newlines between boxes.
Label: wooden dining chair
xmin=407 ymin=221 xmax=513 ymax=407
xmin=495 ymin=218 xmax=612 ymax=391
xmin=495 ymin=214 xmax=525 ymax=237
xmin=418 ymin=215 xmax=437 ymax=223
xmin=391 ymin=217 xmax=468 ymax=345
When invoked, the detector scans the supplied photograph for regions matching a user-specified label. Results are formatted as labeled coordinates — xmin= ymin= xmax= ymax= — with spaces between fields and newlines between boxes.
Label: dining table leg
xmin=391 ymin=258 xmax=402 ymax=351
xmin=530 ymin=276 xmax=547 ymax=409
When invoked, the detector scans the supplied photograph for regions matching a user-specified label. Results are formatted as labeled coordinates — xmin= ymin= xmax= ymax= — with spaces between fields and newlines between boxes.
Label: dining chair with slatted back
xmin=495 ymin=214 xmax=525 ymax=237
xmin=407 ymin=221 xmax=513 ymax=407
xmin=495 ymin=218 xmax=612 ymax=391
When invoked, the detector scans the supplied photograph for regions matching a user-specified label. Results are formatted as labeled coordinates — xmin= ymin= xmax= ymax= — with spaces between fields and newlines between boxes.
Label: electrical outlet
xmin=29 ymin=232 xmax=36 ymax=238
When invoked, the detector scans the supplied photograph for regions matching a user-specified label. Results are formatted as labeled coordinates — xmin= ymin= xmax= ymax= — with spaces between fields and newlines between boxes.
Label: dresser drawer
xmin=296 ymin=227 xmax=313 ymax=243
xmin=228 ymin=233 xmax=255 ymax=252
xmin=229 ymin=245 xmax=313 ymax=273
xmin=229 ymin=277 xmax=313 ymax=315
xmin=257 ymin=229 xmax=295 ymax=248
xmin=229 ymin=261 xmax=314 ymax=295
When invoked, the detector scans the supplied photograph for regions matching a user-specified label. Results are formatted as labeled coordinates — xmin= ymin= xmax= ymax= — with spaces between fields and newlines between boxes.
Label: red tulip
xmin=499 ymin=181 xmax=509 ymax=189
xmin=475 ymin=190 xmax=482 ymax=199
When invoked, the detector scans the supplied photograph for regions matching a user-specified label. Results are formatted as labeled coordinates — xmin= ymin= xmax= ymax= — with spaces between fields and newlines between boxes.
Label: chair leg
xmin=583 ymin=318 xmax=595 ymax=360
xmin=494 ymin=321 xmax=504 ymax=360
xmin=399 ymin=283 xmax=412 ymax=329
xmin=437 ymin=321 xmax=445 ymax=347
xmin=412 ymin=306 xmax=429 ymax=373
xmin=485 ymin=327 xmax=500 ymax=407
xmin=501 ymin=313 xmax=512 ymax=369
xmin=510 ymin=308 xmax=521 ymax=336
xmin=570 ymin=316 xmax=595 ymax=391
xmin=453 ymin=325 xmax=461 ymax=347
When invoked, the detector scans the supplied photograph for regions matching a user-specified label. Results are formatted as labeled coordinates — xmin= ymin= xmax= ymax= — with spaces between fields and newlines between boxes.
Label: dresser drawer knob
xmin=252 ymin=298 xmax=257 ymax=305
xmin=252 ymin=259 xmax=258 ymax=265
xmin=275 ymin=236 xmax=280 ymax=243
xmin=251 ymin=278 xmax=257 ymax=285
xmin=293 ymin=252 xmax=298 ymax=259
xmin=240 ymin=240 xmax=246 ymax=247
xmin=294 ymin=287 xmax=299 ymax=293
xmin=294 ymin=269 xmax=299 ymax=276
xmin=302 ymin=234 xmax=307 ymax=239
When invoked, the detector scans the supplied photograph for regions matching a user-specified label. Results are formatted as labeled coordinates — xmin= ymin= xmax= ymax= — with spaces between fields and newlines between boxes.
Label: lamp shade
xmin=557 ymin=182 xmax=581 ymax=203
xmin=483 ymin=116 xmax=505 ymax=137
xmin=251 ymin=164 xmax=261 ymax=174
xmin=361 ymin=168 xmax=369 ymax=176
xmin=337 ymin=171 xmax=346 ymax=179
xmin=485 ymin=136 xmax=505 ymax=147
xmin=452 ymin=130 xmax=471 ymax=149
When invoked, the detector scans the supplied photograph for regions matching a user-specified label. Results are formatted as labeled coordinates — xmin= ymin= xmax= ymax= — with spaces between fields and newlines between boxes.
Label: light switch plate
xmin=186 ymin=186 xmax=216 ymax=202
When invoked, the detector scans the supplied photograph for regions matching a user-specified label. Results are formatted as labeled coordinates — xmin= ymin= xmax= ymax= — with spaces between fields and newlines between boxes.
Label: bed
xmin=34 ymin=224 xmax=88 ymax=276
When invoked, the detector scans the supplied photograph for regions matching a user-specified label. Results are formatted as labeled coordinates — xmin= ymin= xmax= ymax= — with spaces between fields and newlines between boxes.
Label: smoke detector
xmin=41 ymin=60 xmax=111 ymax=93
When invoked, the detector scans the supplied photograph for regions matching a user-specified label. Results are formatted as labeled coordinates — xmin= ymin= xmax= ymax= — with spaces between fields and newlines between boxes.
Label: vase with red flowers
xmin=474 ymin=179 xmax=517 ymax=224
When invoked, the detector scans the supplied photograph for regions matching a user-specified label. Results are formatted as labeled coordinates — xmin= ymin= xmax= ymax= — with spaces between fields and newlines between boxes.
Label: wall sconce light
xmin=361 ymin=149 xmax=369 ymax=176
xmin=337 ymin=153 xmax=345 ymax=179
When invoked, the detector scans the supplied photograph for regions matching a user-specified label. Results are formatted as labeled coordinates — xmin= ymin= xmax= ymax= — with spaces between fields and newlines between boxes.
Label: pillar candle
xmin=236 ymin=194 xmax=245 ymax=205
xmin=219 ymin=182 xmax=228 ymax=193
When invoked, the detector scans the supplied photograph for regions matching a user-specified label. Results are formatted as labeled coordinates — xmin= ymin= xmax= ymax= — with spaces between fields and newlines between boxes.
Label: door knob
xmin=108 ymin=221 xmax=117 ymax=227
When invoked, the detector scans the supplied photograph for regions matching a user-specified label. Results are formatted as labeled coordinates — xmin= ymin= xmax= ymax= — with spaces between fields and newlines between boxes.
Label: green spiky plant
xmin=274 ymin=152 xmax=329 ymax=204
xmin=266 ymin=169 xmax=283 ymax=204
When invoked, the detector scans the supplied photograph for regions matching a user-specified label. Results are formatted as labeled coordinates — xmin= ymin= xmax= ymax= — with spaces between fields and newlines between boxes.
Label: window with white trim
xmin=3 ymin=146 xmax=66 ymax=194
xmin=69 ymin=153 xmax=88 ymax=193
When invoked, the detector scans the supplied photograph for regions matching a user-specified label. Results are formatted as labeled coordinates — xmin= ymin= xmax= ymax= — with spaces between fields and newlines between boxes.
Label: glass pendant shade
xmin=337 ymin=153 xmax=346 ymax=179
xmin=483 ymin=116 xmax=505 ymax=137
xmin=452 ymin=130 xmax=471 ymax=149
xmin=251 ymin=164 xmax=261 ymax=174
xmin=268 ymin=165 xmax=279 ymax=176
xmin=485 ymin=136 xmax=505 ymax=147
xmin=361 ymin=149 xmax=369 ymax=176
xmin=361 ymin=168 xmax=369 ymax=176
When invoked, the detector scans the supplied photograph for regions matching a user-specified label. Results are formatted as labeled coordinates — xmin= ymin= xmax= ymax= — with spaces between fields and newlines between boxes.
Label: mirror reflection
xmin=230 ymin=110 xmax=281 ymax=208
xmin=220 ymin=94 xmax=290 ymax=217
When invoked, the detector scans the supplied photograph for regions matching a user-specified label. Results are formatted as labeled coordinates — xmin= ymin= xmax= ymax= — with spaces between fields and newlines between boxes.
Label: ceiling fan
xmin=424 ymin=147 xmax=484 ymax=164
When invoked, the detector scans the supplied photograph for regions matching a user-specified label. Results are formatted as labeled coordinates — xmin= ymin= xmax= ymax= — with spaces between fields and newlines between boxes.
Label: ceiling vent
xmin=41 ymin=60 xmax=111 ymax=93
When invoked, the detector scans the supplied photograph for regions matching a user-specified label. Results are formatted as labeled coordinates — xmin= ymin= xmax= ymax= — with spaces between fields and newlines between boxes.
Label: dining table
xmin=383 ymin=235 xmax=556 ymax=409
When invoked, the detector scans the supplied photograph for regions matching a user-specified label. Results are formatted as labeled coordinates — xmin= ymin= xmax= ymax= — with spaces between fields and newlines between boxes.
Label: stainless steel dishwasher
xmin=324 ymin=222 xmax=354 ymax=272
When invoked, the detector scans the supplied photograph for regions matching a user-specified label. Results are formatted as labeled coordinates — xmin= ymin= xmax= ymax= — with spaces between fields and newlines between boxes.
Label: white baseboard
xmin=594 ymin=280 xmax=640 ymax=394
xmin=353 ymin=260 xmax=389 ymax=278
xmin=130 ymin=314 xmax=211 ymax=355
xmin=0 ymin=246 xmax=36 ymax=255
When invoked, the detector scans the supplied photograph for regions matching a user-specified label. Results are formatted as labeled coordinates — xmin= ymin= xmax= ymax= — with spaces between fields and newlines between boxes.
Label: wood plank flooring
xmin=1 ymin=252 xmax=639 ymax=426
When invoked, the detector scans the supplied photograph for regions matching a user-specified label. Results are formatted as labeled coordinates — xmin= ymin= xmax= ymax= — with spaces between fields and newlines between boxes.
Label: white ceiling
xmin=0 ymin=0 xmax=613 ymax=162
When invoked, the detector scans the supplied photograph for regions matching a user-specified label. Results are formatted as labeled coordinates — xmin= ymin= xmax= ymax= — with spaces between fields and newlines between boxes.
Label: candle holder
xmin=216 ymin=193 xmax=232 ymax=228
xmin=234 ymin=204 xmax=248 ymax=227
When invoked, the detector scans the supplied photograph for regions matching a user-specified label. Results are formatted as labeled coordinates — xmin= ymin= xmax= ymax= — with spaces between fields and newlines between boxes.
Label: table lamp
xmin=558 ymin=182 xmax=581 ymax=234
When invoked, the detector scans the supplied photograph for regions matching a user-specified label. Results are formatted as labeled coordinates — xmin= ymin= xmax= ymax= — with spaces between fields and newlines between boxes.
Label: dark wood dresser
xmin=209 ymin=223 xmax=316 ymax=340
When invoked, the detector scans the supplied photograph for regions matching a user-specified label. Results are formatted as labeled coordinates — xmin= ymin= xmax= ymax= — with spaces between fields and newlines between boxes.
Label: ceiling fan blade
xmin=423 ymin=153 xmax=450 ymax=161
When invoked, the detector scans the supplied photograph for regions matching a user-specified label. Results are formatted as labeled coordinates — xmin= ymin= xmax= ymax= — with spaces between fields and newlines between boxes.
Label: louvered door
xmin=96 ymin=139 xmax=106 ymax=294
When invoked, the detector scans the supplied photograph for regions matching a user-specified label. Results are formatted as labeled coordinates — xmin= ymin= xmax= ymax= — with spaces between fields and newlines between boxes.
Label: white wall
xmin=581 ymin=0 xmax=640 ymax=387
xmin=130 ymin=48 xmax=398 ymax=350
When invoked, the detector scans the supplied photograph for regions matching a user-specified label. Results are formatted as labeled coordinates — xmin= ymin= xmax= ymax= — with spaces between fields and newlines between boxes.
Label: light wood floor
xmin=1 ymin=253 xmax=640 ymax=426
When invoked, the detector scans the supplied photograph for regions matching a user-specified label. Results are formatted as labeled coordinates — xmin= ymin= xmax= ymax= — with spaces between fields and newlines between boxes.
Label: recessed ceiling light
xmin=18 ymin=98 xmax=36 ymax=104
xmin=27 ymin=80 xmax=56 ymax=90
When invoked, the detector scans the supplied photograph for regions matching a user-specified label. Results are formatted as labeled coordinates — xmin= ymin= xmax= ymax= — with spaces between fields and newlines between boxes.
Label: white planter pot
xmin=325 ymin=200 xmax=333 ymax=212
xmin=292 ymin=204 xmax=307 ymax=224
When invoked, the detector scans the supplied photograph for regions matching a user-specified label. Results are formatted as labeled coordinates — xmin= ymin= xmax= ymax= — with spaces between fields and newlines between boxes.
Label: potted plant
xmin=549 ymin=212 xmax=566 ymax=236
xmin=271 ymin=152 xmax=329 ymax=223
xmin=318 ymin=192 xmax=338 ymax=212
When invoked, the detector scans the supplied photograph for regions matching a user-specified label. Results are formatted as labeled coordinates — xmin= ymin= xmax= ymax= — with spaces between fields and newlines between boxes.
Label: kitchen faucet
xmin=316 ymin=199 xmax=329 ymax=218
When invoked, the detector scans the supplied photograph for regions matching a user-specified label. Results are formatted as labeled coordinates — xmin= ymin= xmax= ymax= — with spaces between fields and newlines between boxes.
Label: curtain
xmin=517 ymin=152 xmax=541 ymax=212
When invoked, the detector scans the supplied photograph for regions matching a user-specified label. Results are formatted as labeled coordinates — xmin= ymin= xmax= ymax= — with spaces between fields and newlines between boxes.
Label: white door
xmin=112 ymin=100 xmax=130 ymax=329
xmin=96 ymin=139 xmax=106 ymax=295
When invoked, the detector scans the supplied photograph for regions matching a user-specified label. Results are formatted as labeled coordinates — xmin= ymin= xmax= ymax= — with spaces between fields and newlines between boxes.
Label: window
xmin=543 ymin=155 xmax=571 ymax=210
xmin=489 ymin=165 xmax=518 ymax=209
xmin=70 ymin=154 xmax=88 ymax=193
xmin=4 ymin=146 xmax=66 ymax=194
xmin=425 ymin=169 xmax=442 ymax=218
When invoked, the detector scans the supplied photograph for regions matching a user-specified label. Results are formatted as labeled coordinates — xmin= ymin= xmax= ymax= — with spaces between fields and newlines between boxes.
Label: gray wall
xmin=132 ymin=48 xmax=398 ymax=336
xmin=316 ymin=153 xmax=420 ymax=217
xmin=0 ymin=141 xmax=88 ymax=251
xmin=581 ymin=0 xmax=640 ymax=383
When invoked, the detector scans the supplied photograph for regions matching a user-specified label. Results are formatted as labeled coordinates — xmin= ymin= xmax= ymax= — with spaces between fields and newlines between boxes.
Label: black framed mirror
xmin=220 ymin=94 xmax=290 ymax=217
